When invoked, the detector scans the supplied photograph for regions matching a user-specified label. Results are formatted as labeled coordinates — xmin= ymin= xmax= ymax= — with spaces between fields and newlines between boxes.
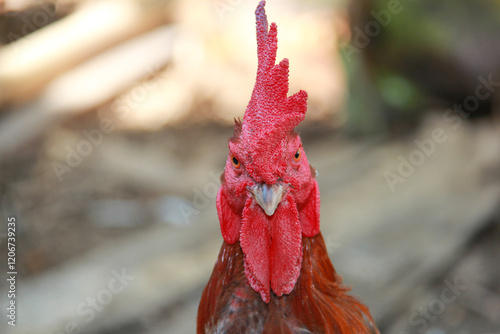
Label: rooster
xmin=197 ymin=2 xmax=378 ymax=333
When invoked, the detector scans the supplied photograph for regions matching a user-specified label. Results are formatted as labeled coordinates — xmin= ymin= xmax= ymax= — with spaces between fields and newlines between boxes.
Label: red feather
xmin=198 ymin=232 xmax=378 ymax=333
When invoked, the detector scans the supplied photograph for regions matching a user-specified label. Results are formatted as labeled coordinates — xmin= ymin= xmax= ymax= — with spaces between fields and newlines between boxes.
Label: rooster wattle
xmin=197 ymin=2 xmax=378 ymax=333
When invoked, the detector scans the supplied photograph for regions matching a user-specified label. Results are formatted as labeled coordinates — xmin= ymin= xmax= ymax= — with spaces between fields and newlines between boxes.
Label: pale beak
xmin=248 ymin=183 xmax=287 ymax=216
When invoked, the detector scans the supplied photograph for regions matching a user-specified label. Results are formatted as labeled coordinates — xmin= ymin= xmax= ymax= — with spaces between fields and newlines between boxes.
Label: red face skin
xmin=217 ymin=125 xmax=320 ymax=303
xmin=224 ymin=132 xmax=313 ymax=216
xmin=215 ymin=1 xmax=320 ymax=303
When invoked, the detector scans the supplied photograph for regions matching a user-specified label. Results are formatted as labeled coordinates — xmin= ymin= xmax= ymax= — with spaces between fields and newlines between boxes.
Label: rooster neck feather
xmin=197 ymin=233 xmax=378 ymax=334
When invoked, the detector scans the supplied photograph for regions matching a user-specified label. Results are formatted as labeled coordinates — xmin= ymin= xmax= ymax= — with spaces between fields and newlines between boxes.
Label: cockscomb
xmin=216 ymin=1 xmax=320 ymax=303
xmin=236 ymin=1 xmax=309 ymax=185
xmin=198 ymin=2 xmax=379 ymax=333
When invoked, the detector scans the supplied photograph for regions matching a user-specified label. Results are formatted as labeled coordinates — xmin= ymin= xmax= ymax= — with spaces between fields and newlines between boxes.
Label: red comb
xmin=242 ymin=1 xmax=308 ymax=144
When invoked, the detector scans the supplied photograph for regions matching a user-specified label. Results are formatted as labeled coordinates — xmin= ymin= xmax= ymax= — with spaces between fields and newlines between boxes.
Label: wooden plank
xmin=0 ymin=24 xmax=176 ymax=160
xmin=0 ymin=0 xmax=169 ymax=104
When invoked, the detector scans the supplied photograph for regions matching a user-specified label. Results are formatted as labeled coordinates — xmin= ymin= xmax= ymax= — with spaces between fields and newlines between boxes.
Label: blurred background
xmin=0 ymin=0 xmax=499 ymax=333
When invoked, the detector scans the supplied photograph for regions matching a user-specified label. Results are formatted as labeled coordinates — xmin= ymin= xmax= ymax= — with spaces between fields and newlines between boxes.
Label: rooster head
xmin=216 ymin=1 xmax=320 ymax=303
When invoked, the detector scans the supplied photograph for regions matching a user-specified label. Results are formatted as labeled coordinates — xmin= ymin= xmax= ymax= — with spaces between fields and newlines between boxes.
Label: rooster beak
xmin=248 ymin=183 xmax=287 ymax=216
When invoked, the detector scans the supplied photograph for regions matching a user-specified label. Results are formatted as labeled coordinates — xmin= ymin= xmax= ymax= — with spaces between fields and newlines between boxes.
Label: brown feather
xmin=197 ymin=232 xmax=378 ymax=334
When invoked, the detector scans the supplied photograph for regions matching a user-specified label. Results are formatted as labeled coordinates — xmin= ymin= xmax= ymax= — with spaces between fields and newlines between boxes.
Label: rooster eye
xmin=294 ymin=149 xmax=301 ymax=162
xmin=231 ymin=155 xmax=241 ymax=168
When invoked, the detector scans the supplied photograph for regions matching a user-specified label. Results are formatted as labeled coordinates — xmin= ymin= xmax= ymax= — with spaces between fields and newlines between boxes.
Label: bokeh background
xmin=1 ymin=0 xmax=500 ymax=333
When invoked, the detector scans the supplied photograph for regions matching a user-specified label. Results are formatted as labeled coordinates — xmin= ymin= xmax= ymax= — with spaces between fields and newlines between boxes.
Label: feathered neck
xmin=197 ymin=232 xmax=378 ymax=333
